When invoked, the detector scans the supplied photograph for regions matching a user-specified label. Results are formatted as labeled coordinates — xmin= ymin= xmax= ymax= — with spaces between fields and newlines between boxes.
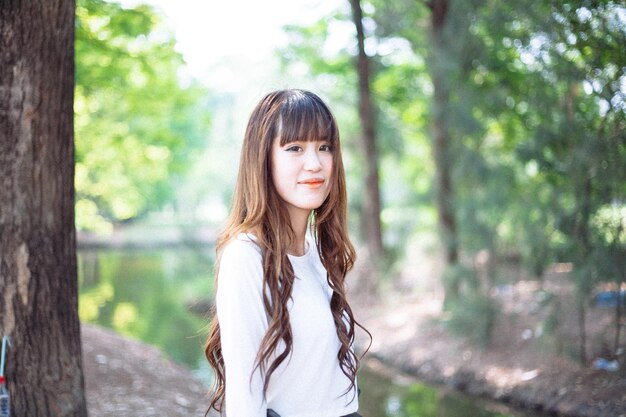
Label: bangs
xmin=277 ymin=92 xmax=338 ymax=146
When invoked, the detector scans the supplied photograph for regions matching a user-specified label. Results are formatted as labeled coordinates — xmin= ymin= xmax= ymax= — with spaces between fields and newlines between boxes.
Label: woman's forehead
xmin=277 ymin=119 xmax=335 ymax=145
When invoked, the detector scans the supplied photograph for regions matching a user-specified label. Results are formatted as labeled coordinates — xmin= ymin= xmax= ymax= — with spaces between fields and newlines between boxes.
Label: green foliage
xmin=75 ymin=0 xmax=211 ymax=231
xmin=446 ymin=291 xmax=497 ymax=346
xmin=374 ymin=0 xmax=626 ymax=287
xmin=401 ymin=383 xmax=438 ymax=416
xmin=442 ymin=263 xmax=476 ymax=305
xmin=540 ymin=298 xmax=564 ymax=355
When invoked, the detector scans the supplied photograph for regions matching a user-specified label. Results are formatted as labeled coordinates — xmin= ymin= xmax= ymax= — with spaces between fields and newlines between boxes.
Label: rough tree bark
xmin=427 ymin=0 xmax=460 ymax=301
xmin=0 ymin=1 xmax=88 ymax=416
xmin=348 ymin=0 xmax=385 ymax=264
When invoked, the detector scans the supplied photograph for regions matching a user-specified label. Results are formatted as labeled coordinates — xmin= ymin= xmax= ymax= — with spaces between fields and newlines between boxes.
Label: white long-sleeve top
xmin=216 ymin=234 xmax=359 ymax=417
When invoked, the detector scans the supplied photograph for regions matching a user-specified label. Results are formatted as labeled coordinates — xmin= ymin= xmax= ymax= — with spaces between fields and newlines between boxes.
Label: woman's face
xmin=271 ymin=137 xmax=334 ymax=222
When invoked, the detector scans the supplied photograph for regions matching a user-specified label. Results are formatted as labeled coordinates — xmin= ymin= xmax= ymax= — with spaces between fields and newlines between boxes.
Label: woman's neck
xmin=288 ymin=209 xmax=310 ymax=256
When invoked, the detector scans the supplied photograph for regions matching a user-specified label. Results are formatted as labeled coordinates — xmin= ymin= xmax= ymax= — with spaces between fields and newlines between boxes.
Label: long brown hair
xmin=205 ymin=89 xmax=370 ymax=412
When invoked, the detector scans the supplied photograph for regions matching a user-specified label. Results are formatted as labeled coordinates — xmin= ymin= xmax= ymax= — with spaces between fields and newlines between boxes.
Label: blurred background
xmin=74 ymin=0 xmax=625 ymax=416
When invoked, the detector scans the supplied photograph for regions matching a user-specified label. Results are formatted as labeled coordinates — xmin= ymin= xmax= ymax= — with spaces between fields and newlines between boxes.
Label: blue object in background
xmin=593 ymin=358 xmax=620 ymax=372
xmin=594 ymin=291 xmax=626 ymax=308
xmin=0 ymin=375 xmax=9 ymax=417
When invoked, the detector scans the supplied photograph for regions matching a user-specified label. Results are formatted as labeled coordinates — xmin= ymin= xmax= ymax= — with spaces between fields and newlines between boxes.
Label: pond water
xmin=78 ymin=247 xmax=541 ymax=417
xmin=357 ymin=364 xmax=532 ymax=417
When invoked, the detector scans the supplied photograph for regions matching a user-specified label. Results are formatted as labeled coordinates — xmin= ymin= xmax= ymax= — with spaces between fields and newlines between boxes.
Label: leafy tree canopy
xmin=75 ymin=0 xmax=211 ymax=232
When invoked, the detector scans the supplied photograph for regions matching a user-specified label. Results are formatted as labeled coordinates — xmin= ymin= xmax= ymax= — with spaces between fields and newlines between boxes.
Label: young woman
xmin=205 ymin=89 xmax=369 ymax=417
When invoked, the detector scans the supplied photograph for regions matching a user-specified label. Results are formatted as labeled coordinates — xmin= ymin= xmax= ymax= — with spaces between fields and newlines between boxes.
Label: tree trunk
xmin=611 ymin=234 xmax=625 ymax=358
xmin=348 ymin=0 xmax=385 ymax=263
xmin=0 ymin=1 xmax=88 ymax=416
xmin=578 ymin=301 xmax=587 ymax=365
xmin=614 ymin=288 xmax=622 ymax=358
xmin=573 ymin=173 xmax=591 ymax=366
xmin=428 ymin=0 xmax=460 ymax=300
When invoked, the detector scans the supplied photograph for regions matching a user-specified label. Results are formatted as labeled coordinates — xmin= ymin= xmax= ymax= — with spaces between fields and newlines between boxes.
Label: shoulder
xmin=218 ymin=233 xmax=264 ymax=286
xmin=215 ymin=235 xmax=267 ymax=325
xmin=220 ymin=233 xmax=263 ymax=262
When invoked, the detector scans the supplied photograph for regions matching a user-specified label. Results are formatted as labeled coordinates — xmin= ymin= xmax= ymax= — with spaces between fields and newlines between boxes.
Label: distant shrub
xmin=445 ymin=291 xmax=497 ymax=346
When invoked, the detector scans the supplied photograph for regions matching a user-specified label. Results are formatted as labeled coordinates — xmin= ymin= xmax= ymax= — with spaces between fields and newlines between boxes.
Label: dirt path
xmin=351 ymin=271 xmax=626 ymax=417
xmin=82 ymin=324 xmax=216 ymax=417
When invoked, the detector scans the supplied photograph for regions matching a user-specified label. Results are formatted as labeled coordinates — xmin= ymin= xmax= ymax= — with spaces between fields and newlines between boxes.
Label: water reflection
xmin=358 ymin=364 xmax=530 ymax=417
xmin=78 ymin=247 xmax=214 ymax=367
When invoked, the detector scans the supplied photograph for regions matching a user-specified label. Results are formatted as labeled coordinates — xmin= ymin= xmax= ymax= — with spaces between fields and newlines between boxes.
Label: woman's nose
xmin=303 ymin=147 xmax=322 ymax=171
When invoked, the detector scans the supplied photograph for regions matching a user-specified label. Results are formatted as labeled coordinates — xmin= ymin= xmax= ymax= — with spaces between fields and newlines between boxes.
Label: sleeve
xmin=216 ymin=239 xmax=268 ymax=417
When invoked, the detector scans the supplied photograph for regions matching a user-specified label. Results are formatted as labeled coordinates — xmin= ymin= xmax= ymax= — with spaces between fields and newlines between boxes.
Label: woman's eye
xmin=286 ymin=145 xmax=302 ymax=152
xmin=319 ymin=144 xmax=333 ymax=152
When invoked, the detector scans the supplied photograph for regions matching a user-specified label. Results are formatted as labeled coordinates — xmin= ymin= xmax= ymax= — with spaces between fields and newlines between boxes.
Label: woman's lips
xmin=298 ymin=178 xmax=325 ymax=188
